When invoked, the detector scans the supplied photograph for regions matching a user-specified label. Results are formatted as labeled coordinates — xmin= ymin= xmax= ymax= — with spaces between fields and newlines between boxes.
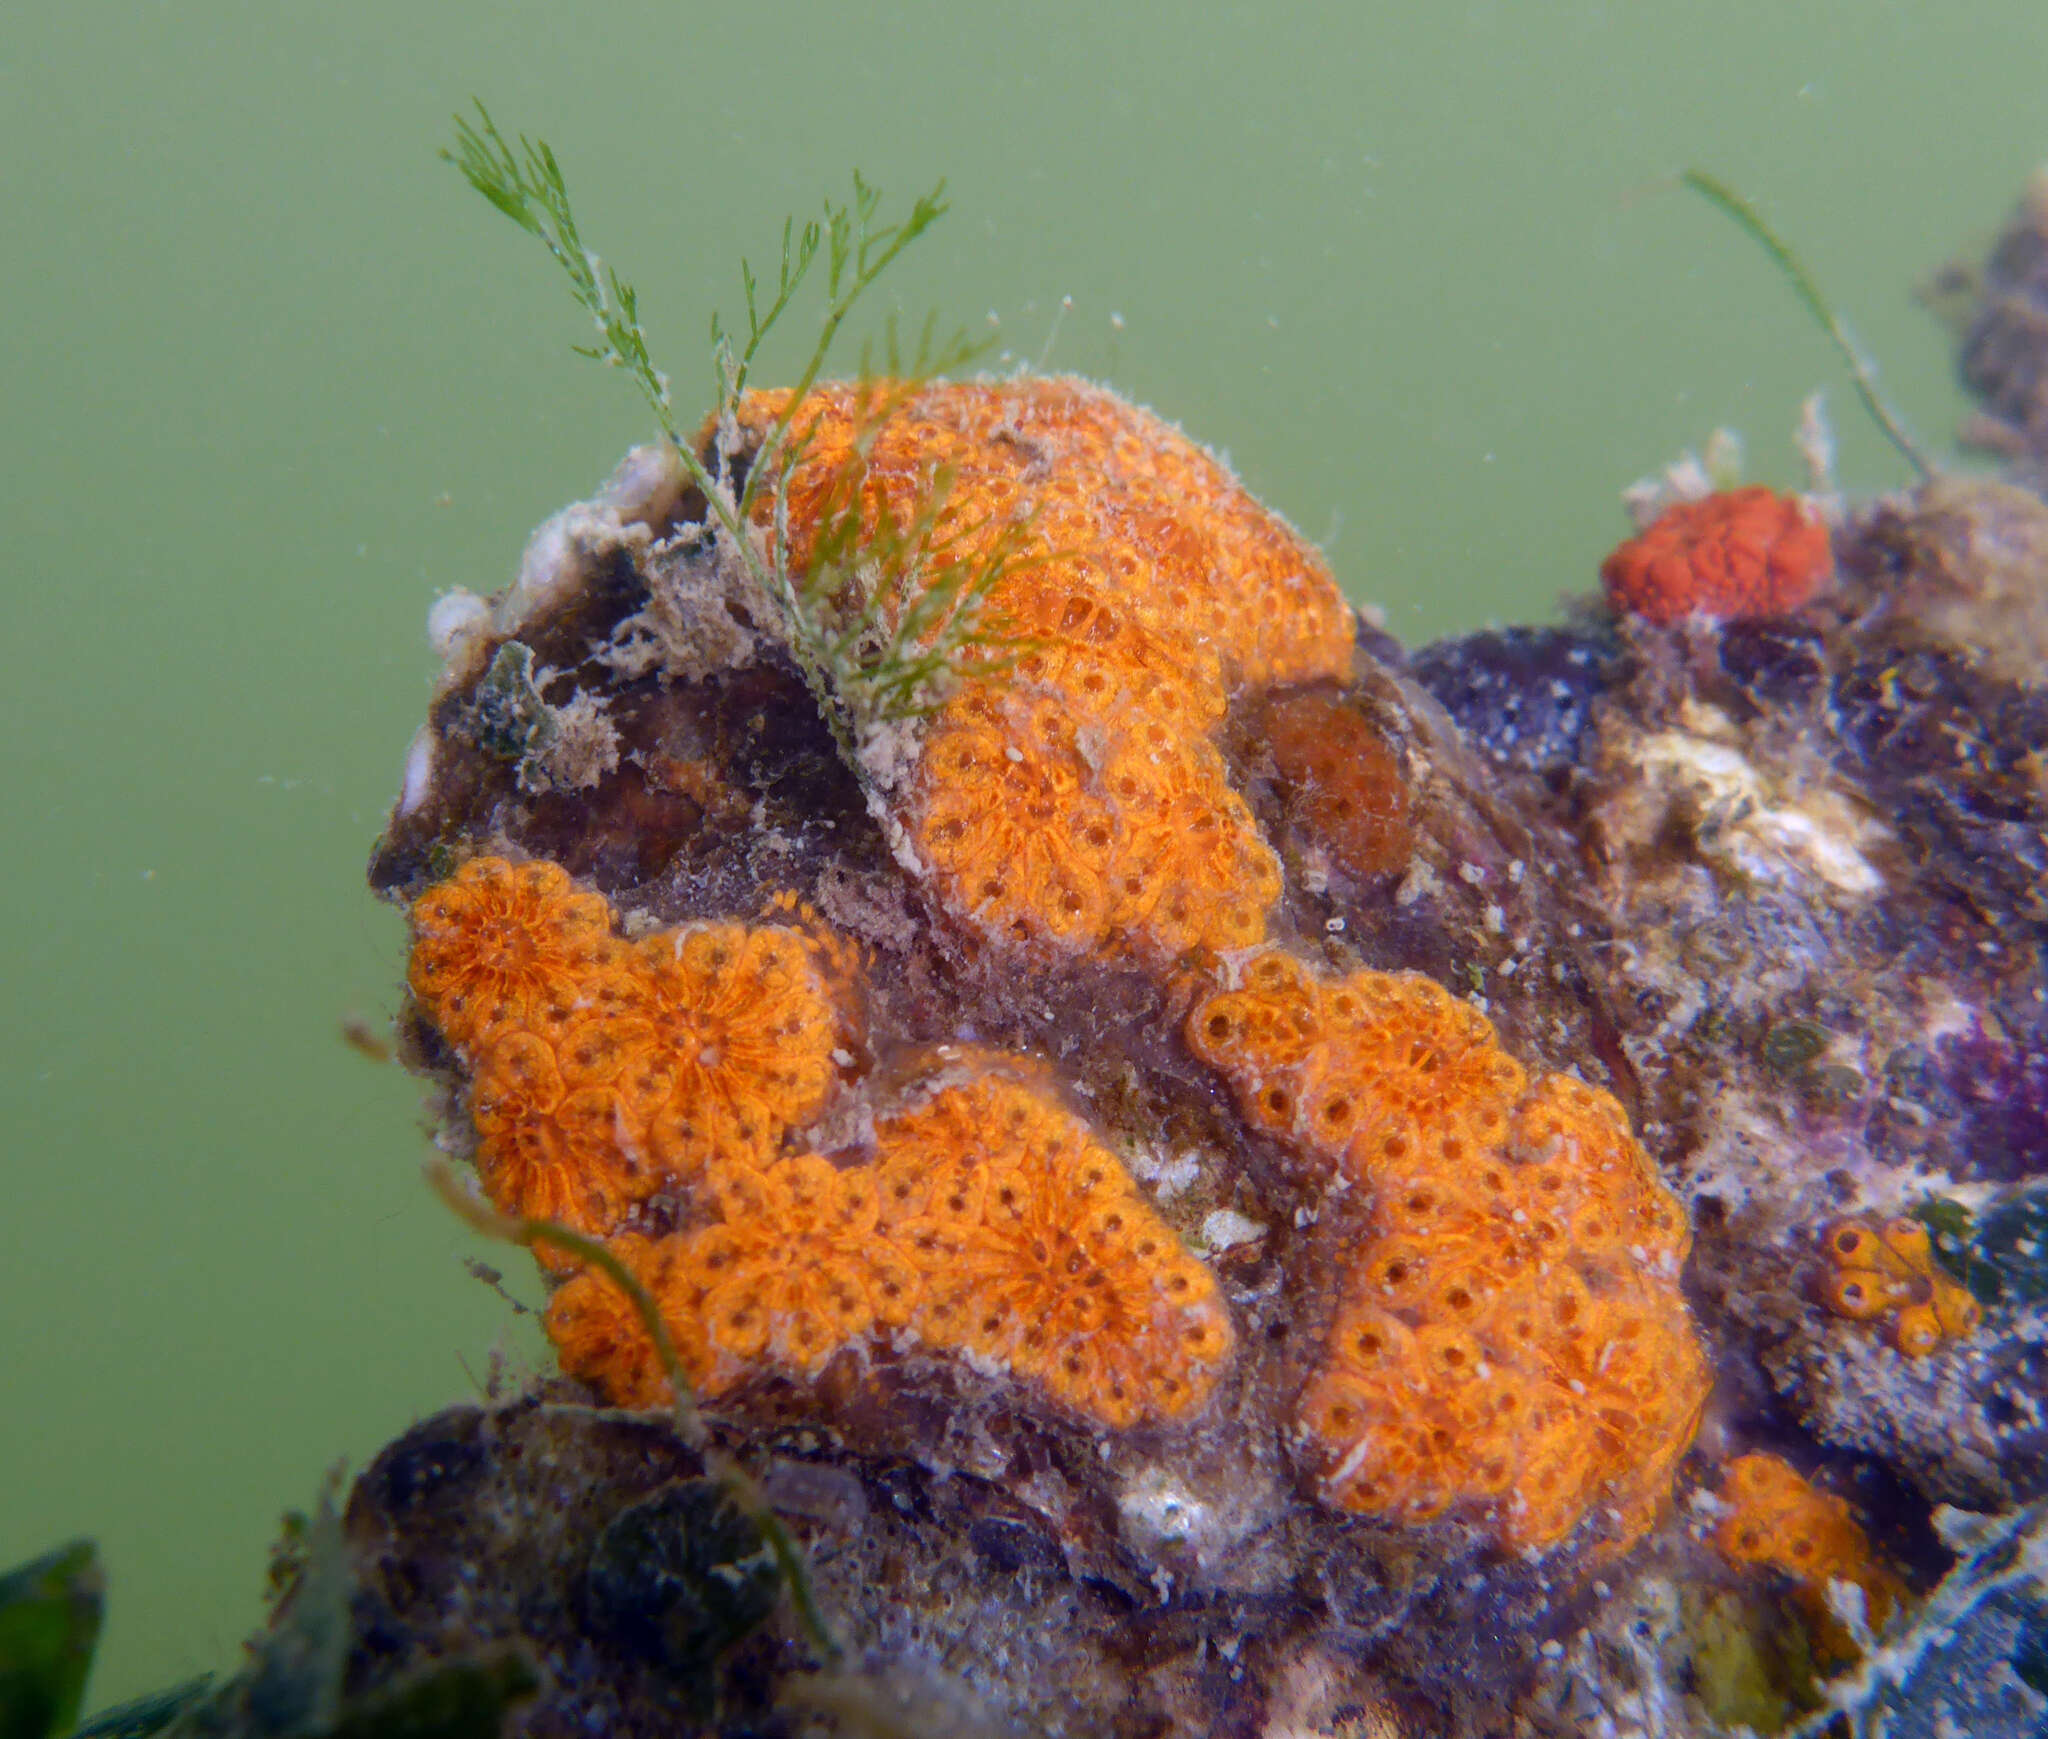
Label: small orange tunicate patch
xmin=619 ymin=925 xmax=845 ymax=1187
xmin=407 ymin=856 xmax=618 ymax=1051
xmin=1818 ymin=1215 xmax=1982 ymax=1358
xmin=549 ymin=1155 xmax=921 ymax=1399
xmin=542 ymin=1231 xmax=714 ymax=1405
xmin=1260 ymin=690 xmax=1413 ymax=881
xmin=728 ymin=378 xmax=1356 ymax=965
xmin=1187 ymin=951 xmax=1529 ymax=1170
xmin=1600 ymin=486 xmax=1833 ymax=625
xmin=1190 ymin=952 xmax=1708 ymax=1552
xmin=408 ymin=858 xmax=852 ymax=1264
xmin=1714 ymin=1452 xmax=1901 ymax=1639
xmin=875 ymin=1069 xmax=1234 ymax=1427
xmin=545 ymin=1064 xmax=1235 ymax=1429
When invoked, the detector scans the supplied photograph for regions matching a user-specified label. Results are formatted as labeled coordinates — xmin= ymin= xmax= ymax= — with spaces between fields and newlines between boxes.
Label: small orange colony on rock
xmin=729 ymin=378 xmax=1357 ymax=965
xmin=874 ymin=1068 xmax=1234 ymax=1426
xmin=546 ymin=1156 xmax=923 ymax=1401
xmin=1713 ymin=1452 xmax=1901 ymax=1638
xmin=546 ymin=1061 xmax=1235 ymax=1427
xmin=408 ymin=856 xmax=620 ymax=1051
xmin=1818 ymin=1216 xmax=1982 ymax=1358
xmin=408 ymin=857 xmax=851 ymax=1261
xmin=1188 ymin=951 xmax=1708 ymax=1552
xmin=1188 ymin=950 xmax=1529 ymax=1170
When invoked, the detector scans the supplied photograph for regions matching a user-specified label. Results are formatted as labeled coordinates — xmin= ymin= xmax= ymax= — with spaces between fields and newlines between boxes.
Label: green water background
xmin=2 ymin=0 xmax=2037 ymax=1709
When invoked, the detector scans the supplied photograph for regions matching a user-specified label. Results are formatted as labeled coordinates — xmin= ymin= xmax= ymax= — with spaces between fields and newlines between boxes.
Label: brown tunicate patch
xmin=1262 ymin=690 xmax=1413 ymax=881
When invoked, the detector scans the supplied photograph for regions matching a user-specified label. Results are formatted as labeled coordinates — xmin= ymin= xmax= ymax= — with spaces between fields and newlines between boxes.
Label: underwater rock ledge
xmin=339 ymin=185 xmax=2048 ymax=1738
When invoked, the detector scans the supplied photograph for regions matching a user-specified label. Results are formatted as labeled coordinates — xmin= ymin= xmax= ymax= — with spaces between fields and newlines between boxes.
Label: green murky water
xmin=2 ymin=0 xmax=2037 ymax=1709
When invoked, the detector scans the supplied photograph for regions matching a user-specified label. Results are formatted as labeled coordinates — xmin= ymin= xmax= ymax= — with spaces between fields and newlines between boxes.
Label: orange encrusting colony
xmin=1188 ymin=951 xmax=1708 ymax=1552
xmin=875 ymin=1070 xmax=1235 ymax=1425
xmin=546 ymin=1158 xmax=921 ymax=1393
xmin=1713 ymin=1452 xmax=1901 ymax=1638
xmin=1818 ymin=1216 xmax=1983 ymax=1358
xmin=729 ymin=378 xmax=1357 ymax=964
xmin=412 ymin=858 xmax=1233 ymax=1429
xmin=1600 ymin=486 xmax=1833 ymax=625
xmin=546 ymin=1065 xmax=1234 ymax=1428
xmin=408 ymin=857 xmax=850 ymax=1264
xmin=408 ymin=856 xmax=620 ymax=1052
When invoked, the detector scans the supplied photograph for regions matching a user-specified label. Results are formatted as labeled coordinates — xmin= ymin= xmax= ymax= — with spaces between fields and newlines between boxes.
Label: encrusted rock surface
xmin=324 ymin=183 xmax=2048 ymax=1736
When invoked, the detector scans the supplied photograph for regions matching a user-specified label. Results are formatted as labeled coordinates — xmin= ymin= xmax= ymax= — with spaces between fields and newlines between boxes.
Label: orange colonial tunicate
xmin=1190 ymin=951 xmax=1708 ymax=1552
xmin=874 ymin=1068 xmax=1236 ymax=1427
xmin=1260 ymin=690 xmax=1413 ymax=881
xmin=1818 ymin=1215 xmax=1982 ymax=1358
xmin=407 ymin=859 xmax=854 ymax=1265
xmin=619 ymin=924 xmax=845 ymax=1185
xmin=407 ymin=855 xmax=619 ymax=1051
xmin=727 ymin=378 xmax=1356 ymax=966
xmin=1187 ymin=951 xmax=1529 ymax=1169
xmin=1600 ymin=486 xmax=1833 ymax=625
xmin=467 ymin=1028 xmax=648 ymax=1245
xmin=548 ymin=1154 xmax=922 ymax=1398
xmin=544 ymin=1062 xmax=1236 ymax=1430
xmin=686 ymin=1155 xmax=923 ymax=1380
xmin=543 ymin=1231 xmax=713 ymax=1407
xmin=1713 ymin=1452 xmax=1901 ymax=1640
